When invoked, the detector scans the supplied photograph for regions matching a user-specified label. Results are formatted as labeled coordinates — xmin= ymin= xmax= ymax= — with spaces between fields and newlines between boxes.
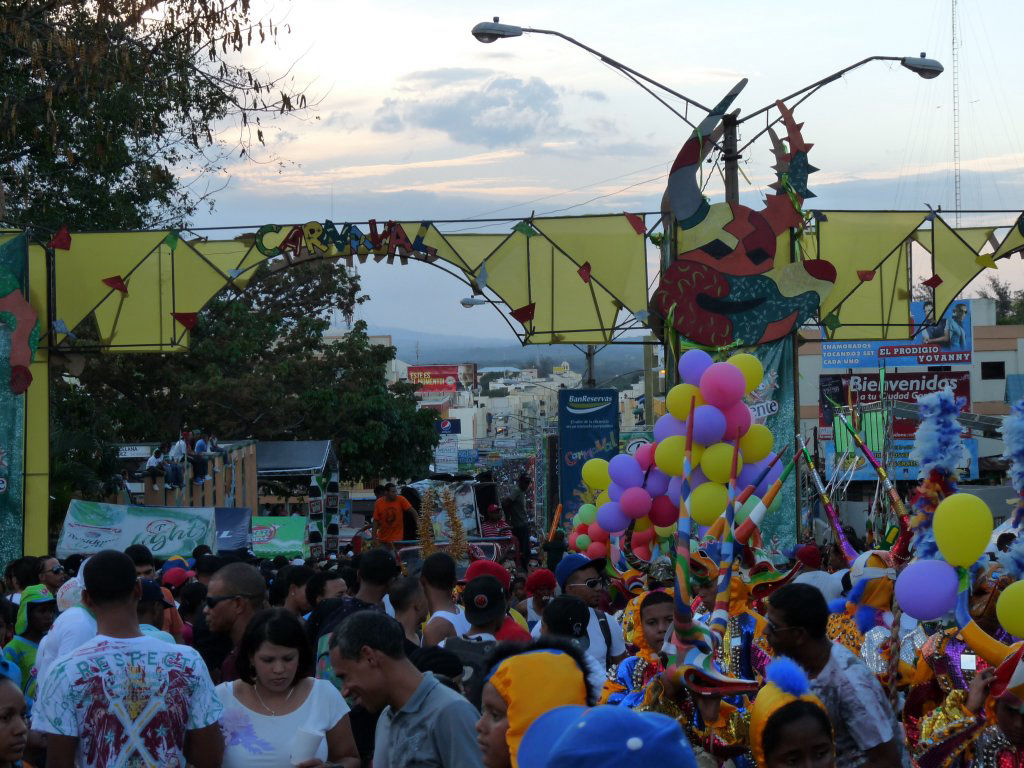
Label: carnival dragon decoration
xmin=0 ymin=260 xmax=39 ymax=395
xmin=651 ymin=80 xmax=836 ymax=347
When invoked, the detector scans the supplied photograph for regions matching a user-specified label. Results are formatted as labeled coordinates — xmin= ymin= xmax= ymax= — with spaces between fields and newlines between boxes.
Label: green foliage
xmin=979 ymin=276 xmax=1024 ymax=325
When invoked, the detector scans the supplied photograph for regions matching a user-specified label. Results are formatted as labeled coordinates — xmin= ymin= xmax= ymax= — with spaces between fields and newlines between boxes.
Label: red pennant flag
xmin=102 ymin=276 xmax=128 ymax=294
xmin=47 ymin=226 xmax=71 ymax=250
xmin=857 ymin=270 xmax=875 ymax=281
xmin=624 ymin=212 xmax=646 ymax=235
xmin=922 ymin=274 xmax=944 ymax=289
xmin=171 ymin=312 xmax=198 ymax=331
xmin=578 ymin=261 xmax=592 ymax=283
xmin=510 ymin=303 xmax=536 ymax=324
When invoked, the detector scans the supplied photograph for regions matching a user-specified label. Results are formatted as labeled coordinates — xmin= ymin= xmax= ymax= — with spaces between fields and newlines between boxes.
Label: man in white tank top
xmin=420 ymin=553 xmax=470 ymax=646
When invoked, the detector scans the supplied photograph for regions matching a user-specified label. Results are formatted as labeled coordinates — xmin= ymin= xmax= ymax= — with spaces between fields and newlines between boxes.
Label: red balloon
xmin=633 ymin=543 xmax=652 ymax=561
xmin=568 ymin=532 xmax=579 ymax=550
xmin=587 ymin=522 xmax=610 ymax=542
xmin=574 ymin=522 xmax=589 ymax=536
xmin=632 ymin=527 xmax=656 ymax=546
xmin=649 ymin=495 xmax=678 ymax=528
xmin=586 ymin=541 xmax=608 ymax=559
xmin=722 ymin=401 xmax=752 ymax=440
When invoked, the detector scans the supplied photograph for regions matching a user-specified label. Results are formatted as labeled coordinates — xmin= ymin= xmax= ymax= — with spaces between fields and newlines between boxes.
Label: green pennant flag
xmin=163 ymin=231 xmax=180 ymax=251
xmin=512 ymin=221 xmax=538 ymax=237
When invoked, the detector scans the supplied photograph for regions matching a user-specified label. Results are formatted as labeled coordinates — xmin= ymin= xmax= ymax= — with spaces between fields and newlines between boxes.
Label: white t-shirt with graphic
xmin=215 ymin=678 xmax=349 ymax=768
xmin=32 ymin=634 xmax=222 ymax=768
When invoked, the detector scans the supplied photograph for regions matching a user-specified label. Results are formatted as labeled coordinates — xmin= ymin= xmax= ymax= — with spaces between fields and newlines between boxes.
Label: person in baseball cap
xmin=554 ymin=553 xmax=607 ymax=592
xmin=462 ymin=575 xmax=506 ymax=633
xmin=137 ymin=579 xmax=176 ymax=644
xmin=518 ymin=704 xmax=698 ymax=768
xmin=517 ymin=568 xmax=556 ymax=630
xmin=464 ymin=560 xmax=531 ymax=642
xmin=540 ymin=595 xmax=590 ymax=652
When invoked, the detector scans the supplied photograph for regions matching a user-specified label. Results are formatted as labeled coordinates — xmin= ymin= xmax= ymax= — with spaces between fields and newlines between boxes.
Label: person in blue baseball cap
xmin=534 ymin=554 xmax=626 ymax=673
xmin=518 ymin=704 xmax=698 ymax=768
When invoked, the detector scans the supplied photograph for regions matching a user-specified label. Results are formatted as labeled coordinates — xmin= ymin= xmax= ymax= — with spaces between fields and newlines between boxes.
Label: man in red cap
xmin=516 ymin=568 xmax=556 ymax=631
xmin=462 ymin=560 xmax=531 ymax=643
xmin=793 ymin=543 xmax=844 ymax=602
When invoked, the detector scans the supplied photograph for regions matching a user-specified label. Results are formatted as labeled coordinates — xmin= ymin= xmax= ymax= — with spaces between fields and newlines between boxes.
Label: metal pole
xmin=585 ymin=345 xmax=596 ymax=388
xmin=723 ymin=115 xmax=740 ymax=205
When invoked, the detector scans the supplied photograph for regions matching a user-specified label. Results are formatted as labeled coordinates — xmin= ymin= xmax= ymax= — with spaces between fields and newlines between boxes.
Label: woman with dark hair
xmin=475 ymin=638 xmax=595 ymax=768
xmin=215 ymin=608 xmax=359 ymax=768
xmin=749 ymin=658 xmax=836 ymax=768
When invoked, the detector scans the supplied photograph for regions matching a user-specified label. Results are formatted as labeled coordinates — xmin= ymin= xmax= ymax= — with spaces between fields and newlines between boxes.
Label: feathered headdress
xmin=749 ymin=658 xmax=829 ymax=767
xmin=1000 ymin=398 xmax=1024 ymax=529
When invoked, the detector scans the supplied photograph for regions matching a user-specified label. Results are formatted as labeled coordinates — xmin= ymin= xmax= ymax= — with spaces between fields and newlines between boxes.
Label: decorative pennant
xmin=510 ymin=303 xmax=536 ymax=324
xmin=47 ymin=226 xmax=71 ymax=251
xmin=975 ymin=253 xmax=998 ymax=270
xmin=632 ymin=310 xmax=651 ymax=323
xmin=822 ymin=313 xmax=842 ymax=332
xmin=625 ymin=212 xmax=646 ymax=235
xmin=171 ymin=312 xmax=198 ymax=331
xmin=162 ymin=231 xmax=180 ymax=251
xmin=52 ymin=319 xmax=69 ymax=335
xmin=512 ymin=221 xmax=538 ymax=237
xmin=896 ymin=288 xmax=910 ymax=300
xmin=857 ymin=270 xmax=875 ymax=281
xmin=476 ymin=263 xmax=489 ymax=291
xmin=922 ymin=274 xmax=943 ymax=289
xmin=577 ymin=261 xmax=592 ymax=284
xmin=102 ymin=276 xmax=128 ymax=294
xmin=228 ymin=268 xmax=246 ymax=278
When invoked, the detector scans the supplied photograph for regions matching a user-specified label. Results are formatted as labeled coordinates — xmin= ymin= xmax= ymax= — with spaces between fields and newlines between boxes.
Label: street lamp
xmin=472 ymin=19 xmax=943 ymax=202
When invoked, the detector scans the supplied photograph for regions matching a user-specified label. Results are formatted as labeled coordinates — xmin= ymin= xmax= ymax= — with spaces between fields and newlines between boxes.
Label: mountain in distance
xmin=366 ymin=324 xmax=646 ymax=383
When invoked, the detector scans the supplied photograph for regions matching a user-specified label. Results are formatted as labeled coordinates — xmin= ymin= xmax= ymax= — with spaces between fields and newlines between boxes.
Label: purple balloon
xmin=678 ymin=348 xmax=713 ymax=386
xmin=895 ymin=560 xmax=958 ymax=620
xmin=653 ymin=414 xmax=686 ymax=443
xmin=691 ymin=405 xmax=727 ymax=445
xmin=597 ymin=502 xmax=630 ymax=534
xmin=609 ymin=454 xmax=645 ymax=489
xmin=608 ymin=482 xmax=625 ymax=502
xmin=645 ymin=468 xmax=670 ymax=497
xmin=688 ymin=467 xmax=709 ymax=487
xmin=750 ymin=454 xmax=783 ymax=496
xmin=667 ymin=476 xmax=682 ymax=506
xmin=736 ymin=464 xmax=759 ymax=492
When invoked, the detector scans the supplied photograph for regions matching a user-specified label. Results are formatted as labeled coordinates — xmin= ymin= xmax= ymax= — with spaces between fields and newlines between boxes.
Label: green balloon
xmin=576 ymin=533 xmax=592 ymax=551
xmin=578 ymin=504 xmax=597 ymax=525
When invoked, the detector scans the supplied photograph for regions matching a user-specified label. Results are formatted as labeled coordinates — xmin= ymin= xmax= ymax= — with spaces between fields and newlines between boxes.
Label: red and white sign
xmin=408 ymin=364 xmax=477 ymax=393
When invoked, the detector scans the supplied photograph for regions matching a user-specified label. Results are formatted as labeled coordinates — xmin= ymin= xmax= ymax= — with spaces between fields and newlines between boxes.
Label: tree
xmin=0 ymin=0 xmax=311 ymax=230
xmin=60 ymin=259 xmax=438 ymax=486
xmin=978 ymin=276 xmax=1024 ymax=325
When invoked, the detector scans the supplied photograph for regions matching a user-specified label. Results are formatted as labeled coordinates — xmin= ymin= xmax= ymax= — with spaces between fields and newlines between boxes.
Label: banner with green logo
xmin=252 ymin=516 xmax=308 ymax=559
xmin=56 ymin=501 xmax=216 ymax=558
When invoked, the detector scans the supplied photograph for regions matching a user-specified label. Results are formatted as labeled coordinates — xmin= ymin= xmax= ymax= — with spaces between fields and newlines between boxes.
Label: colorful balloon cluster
xmin=571 ymin=350 xmax=782 ymax=561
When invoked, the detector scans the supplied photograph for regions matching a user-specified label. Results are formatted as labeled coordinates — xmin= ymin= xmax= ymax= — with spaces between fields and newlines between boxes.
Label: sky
xmin=189 ymin=0 xmax=1024 ymax=340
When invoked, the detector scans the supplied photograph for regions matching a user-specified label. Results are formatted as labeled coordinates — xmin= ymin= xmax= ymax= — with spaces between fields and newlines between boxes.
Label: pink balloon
xmin=634 ymin=442 xmax=656 ymax=471
xmin=568 ymin=532 xmax=579 ymax=549
xmin=620 ymin=486 xmax=653 ymax=519
xmin=632 ymin=527 xmax=656 ymax=546
xmin=653 ymin=414 xmax=686 ymax=442
xmin=644 ymin=468 xmax=670 ymax=497
xmin=587 ymin=522 xmax=610 ymax=543
xmin=699 ymin=362 xmax=745 ymax=409
xmin=722 ymin=401 xmax=752 ymax=440
xmin=586 ymin=541 xmax=608 ymax=559
xmin=633 ymin=543 xmax=652 ymax=561
xmin=649 ymin=495 xmax=678 ymax=527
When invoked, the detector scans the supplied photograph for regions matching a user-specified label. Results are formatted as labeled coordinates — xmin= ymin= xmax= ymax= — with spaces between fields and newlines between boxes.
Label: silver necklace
xmin=253 ymin=681 xmax=296 ymax=715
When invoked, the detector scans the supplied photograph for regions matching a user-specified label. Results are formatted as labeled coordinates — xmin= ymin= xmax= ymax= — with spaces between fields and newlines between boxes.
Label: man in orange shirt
xmin=373 ymin=483 xmax=412 ymax=549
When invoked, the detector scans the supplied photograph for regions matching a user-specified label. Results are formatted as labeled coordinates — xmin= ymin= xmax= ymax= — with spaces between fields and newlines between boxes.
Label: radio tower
xmin=951 ymin=0 xmax=962 ymax=226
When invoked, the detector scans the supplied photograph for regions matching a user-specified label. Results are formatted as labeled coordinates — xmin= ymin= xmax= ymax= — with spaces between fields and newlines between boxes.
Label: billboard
xmin=434 ymin=434 xmax=459 ymax=473
xmin=57 ymin=501 xmax=217 ymax=558
xmin=819 ymin=371 xmax=970 ymax=439
xmin=824 ymin=437 xmax=979 ymax=482
xmin=408 ymin=364 xmax=478 ymax=393
xmin=557 ymin=389 xmax=619 ymax=527
xmin=436 ymin=418 xmax=462 ymax=435
xmin=821 ymin=299 xmax=974 ymax=368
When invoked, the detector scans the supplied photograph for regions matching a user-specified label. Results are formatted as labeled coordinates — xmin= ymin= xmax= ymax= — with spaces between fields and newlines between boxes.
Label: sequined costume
xmin=601 ymin=589 xmax=669 ymax=706
xmin=915 ymin=690 xmax=1024 ymax=768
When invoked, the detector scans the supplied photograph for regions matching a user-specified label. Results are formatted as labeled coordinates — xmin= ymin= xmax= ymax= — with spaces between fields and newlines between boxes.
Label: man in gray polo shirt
xmin=330 ymin=610 xmax=483 ymax=768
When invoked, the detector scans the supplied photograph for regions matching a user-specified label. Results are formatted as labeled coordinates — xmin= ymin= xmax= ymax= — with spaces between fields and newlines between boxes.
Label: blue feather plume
xmin=854 ymin=604 xmax=880 ymax=634
xmin=997 ymin=536 xmax=1024 ymax=580
xmin=1000 ymin=399 xmax=1024 ymax=529
xmin=764 ymin=657 xmax=811 ymax=696
xmin=910 ymin=389 xmax=967 ymax=478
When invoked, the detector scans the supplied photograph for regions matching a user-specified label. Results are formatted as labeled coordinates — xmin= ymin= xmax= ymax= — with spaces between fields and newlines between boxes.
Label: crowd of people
xmin=0 ymin=521 xmax=1020 ymax=768
xmin=141 ymin=429 xmax=227 ymax=490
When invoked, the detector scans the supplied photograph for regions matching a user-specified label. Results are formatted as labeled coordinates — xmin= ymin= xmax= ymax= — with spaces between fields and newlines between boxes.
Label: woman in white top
xmin=215 ymin=609 xmax=359 ymax=768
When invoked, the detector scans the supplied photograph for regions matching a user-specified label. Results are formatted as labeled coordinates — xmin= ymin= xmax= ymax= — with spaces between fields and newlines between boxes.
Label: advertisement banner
xmin=824 ymin=437 xmax=979 ymax=482
xmin=738 ymin=337 xmax=797 ymax=558
xmin=408 ymin=364 xmax=478 ymax=393
xmin=819 ymin=372 xmax=970 ymax=439
xmin=214 ymin=507 xmax=252 ymax=552
xmin=251 ymin=516 xmax=308 ymax=559
xmin=56 ymin=501 xmax=216 ymax=559
xmin=619 ymin=430 xmax=653 ymax=455
xmin=436 ymin=419 xmax=462 ymax=435
xmin=557 ymin=389 xmax=619 ymax=528
xmin=0 ymin=235 xmax=29 ymax=568
xmin=434 ymin=434 xmax=459 ymax=473
xmin=821 ymin=300 xmax=974 ymax=368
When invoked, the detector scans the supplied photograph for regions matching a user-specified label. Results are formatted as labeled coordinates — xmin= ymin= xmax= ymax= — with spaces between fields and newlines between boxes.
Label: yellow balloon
xmin=996 ymin=581 xmax=1024 ymax=637
xmin=738 ymin=424 xmax=774 ymax=464
xmin=700 ymin=442 xmax=744 ymax=485
xmin=596 ymin=490 xmax=611 ymax=508
xmin=689 ymin=482 xmax=729 ymax=526
xmin=690 ymin=442 xmax=706 ymax=467
xmin=666 ymin=383 xmax=704 ymax=420
xmin=654 ymin=524 xmax=677 ymax=538
xmin=634 ymin=517 xmax=652 ymax=532
xmin=655 ymin=436 xmax=685 ymax=476
xmin=582 ymin=458 xmax=611 ymax=490
xmin=933 ymin=493 xmax=993 ymax=566
xmin=727 ymin=352 xmax=764 ymax=394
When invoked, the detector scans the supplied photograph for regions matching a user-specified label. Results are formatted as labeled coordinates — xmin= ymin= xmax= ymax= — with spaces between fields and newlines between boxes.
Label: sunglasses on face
xmin=764 ymin=618 xmax=797 ymax=636
xmin=205 ymin=594 xmax=253 ymax=609
xmin=568 ymin=577 xmax=606 ymax=591
xmin=46 ymin=566 xmax=64 ymax=575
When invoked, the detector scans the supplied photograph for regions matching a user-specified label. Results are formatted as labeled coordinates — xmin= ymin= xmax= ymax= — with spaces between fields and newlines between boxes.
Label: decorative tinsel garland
xmin=417 ymin=488 xmax=438 ymax=558
xmin=443 ymin=489 xmax=468 ymax=562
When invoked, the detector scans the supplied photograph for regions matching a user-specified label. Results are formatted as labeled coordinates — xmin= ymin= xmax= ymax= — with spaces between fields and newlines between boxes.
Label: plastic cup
xmin=290 ymin=727 xmax=324 ymax=766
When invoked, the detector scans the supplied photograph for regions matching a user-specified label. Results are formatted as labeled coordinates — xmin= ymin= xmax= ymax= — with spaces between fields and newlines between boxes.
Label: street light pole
xmin=722 ymin=115 xmax=740 ymax=205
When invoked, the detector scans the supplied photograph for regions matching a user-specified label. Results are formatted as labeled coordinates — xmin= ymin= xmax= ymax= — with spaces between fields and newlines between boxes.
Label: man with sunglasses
xmin=203 ymin=562 xmax=268 ymax=683
xmin=37 ymin=557 xmax=65 ymax=594
xmin=531 ymin=553 xmax=626 ymax=673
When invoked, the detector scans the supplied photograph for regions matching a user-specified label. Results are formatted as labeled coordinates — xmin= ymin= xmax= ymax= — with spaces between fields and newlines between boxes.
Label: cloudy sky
xmin=191 ymin=0 xmax=1024 ymax=339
